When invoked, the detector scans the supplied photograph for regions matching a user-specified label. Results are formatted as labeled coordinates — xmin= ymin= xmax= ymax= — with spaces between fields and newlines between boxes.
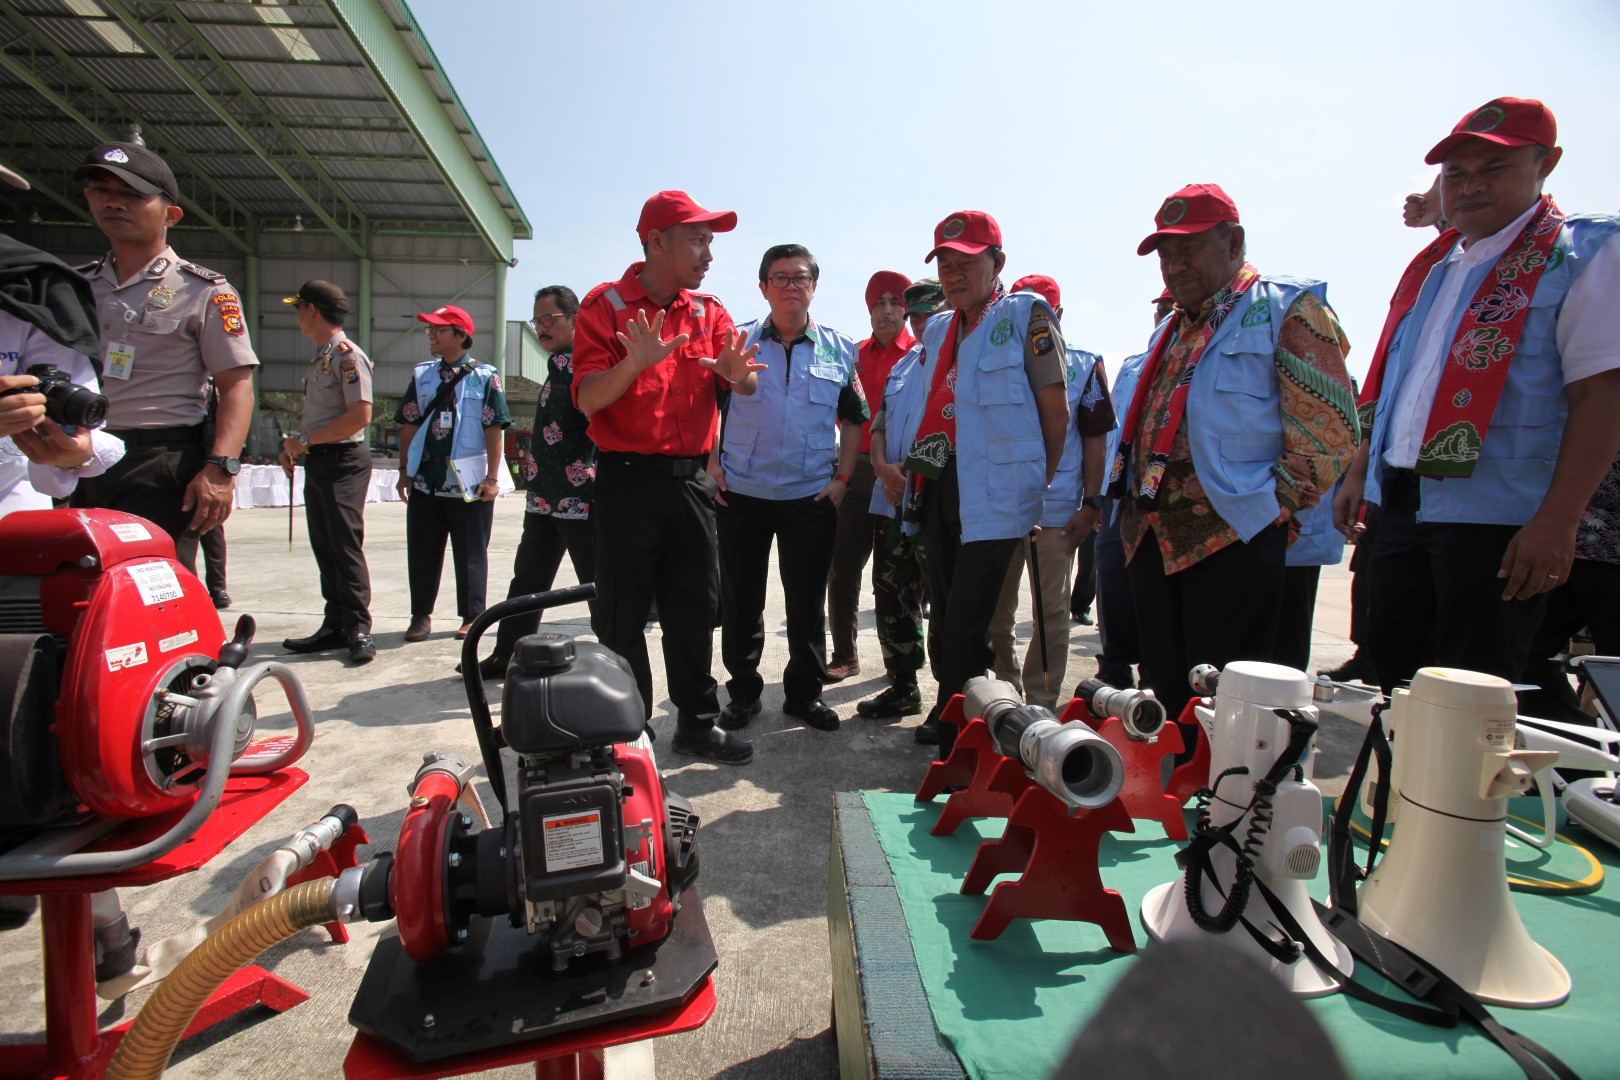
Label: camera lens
xmin=45 ymin=382 xmax=108 ymax=429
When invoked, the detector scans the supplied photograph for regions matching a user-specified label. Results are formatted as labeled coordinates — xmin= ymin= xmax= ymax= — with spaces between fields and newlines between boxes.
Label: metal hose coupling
xmin=1076 ymin=677 xmax=1167 ymax=741
xmin=104 ymin=877 xmax=340 ymax=1080
xmin=963 ymin=674 xmax=1125 ymax=810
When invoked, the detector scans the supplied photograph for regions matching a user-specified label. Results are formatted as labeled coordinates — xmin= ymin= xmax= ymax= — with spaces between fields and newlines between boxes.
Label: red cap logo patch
xmin=1158 ymin=198 xmax=1187 ymax=227
xmin=941 ymin=217 xmax=966 ymax=240
xmin=1466 ymin=106 xmax=1506 ymax=133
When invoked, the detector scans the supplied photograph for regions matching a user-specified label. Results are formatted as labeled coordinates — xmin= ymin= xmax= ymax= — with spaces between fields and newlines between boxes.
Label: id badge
xmin=106 ymin=340 xmax=135 ymax=380
xmin=437 ymin=410 xmax=453 ymax=430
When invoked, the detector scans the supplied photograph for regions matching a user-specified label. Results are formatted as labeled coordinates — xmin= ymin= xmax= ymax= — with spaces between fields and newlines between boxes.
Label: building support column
xmin=492 ymin=259 xmax=508 ymax=374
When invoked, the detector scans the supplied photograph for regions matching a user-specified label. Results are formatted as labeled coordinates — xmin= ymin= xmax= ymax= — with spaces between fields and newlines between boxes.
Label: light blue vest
xmin=1123 ymin=277 xmax=1327 ymax=543
xmin=1041 ymin=346 xmax=1104 ymax=528
xmin=721 ymin=319 xmax=858 ymax=501
xmin=918 ymin=291 xmax=1053 ymax=543
xmin=1286 ymin=481 xmax=1347 ymax=568
xmin=1365 ymin=213 xmax=1620 ymax=525
xmin=405 ymin=358 xmax=500 ymax=488
xmin=868 ymin=341 xmax=931 ymax=521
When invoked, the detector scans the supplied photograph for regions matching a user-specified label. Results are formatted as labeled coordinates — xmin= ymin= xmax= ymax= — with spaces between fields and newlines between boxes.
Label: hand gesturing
xmin=698 ymin=330 xmax=765 ymax=385
xmin=615 ymin=309 xmax=689 ymax=373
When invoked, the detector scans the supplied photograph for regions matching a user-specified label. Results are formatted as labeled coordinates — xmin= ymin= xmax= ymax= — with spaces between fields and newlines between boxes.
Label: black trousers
xmin=305 ymin=444 xmax=373 ymax=635
xmin=1070 ymin=531 xmax=1098 ymax=618
xmin=406 ymin=490 xmax=494 ymax=622
xmin=1127 ymin=523 xmax=1288 ymax=739
xmin=1276 ymin=565 xmax=1323 ymax=673
xmin=1366 ymin=468 xmax=1545 ymax=695
xmin=920 ymin=461 xmax=1019 ymax=756
xmin=200 ymin=523 xmax=227 ymax=592
xmin=1094 ymin=511 xmax=1144 ymax=688
xmin=719 ymin=489 xmax=838 ymax=705
xmin=491 ymin=512 xmax=597 ymax=662
xmin=71 ymin=429 xmax=204 ymax=572
xmin=1521 ymin=558 xmax=1620 ymax=716
xmin=827 ymin=456 xmax=878 ymax=667
xmin=1347 ymin=503 xmax=1381 ymax=649
xmin=591 ymin=456 xmax=721 ymax=724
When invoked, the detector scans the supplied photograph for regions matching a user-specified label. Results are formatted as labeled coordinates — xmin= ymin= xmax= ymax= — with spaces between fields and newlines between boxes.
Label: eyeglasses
xmin=532 ymin=313 xmax=571 ymax=329
xmin=766 ymin=274 xmax=815 ymax=290
xmin=423 ymin=324 xmax=456 ymax=334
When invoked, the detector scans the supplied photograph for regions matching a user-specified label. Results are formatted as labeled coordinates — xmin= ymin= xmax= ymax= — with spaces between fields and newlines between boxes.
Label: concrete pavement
xmin=0 ymin=496 xmax=1370 ymax=1078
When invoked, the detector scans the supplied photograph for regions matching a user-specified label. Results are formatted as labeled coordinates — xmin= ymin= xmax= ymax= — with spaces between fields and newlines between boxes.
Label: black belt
xmin=108 ymin=425 xmax=203 ymax=446
xmin=602 ymin=452 xmax=705 ymax=477
xmin=305 ymin=442 xmax=363 ymax=457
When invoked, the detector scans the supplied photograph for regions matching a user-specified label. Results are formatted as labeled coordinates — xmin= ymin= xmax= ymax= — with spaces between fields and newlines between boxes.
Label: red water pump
xmin=0 ymin=508 xmax=314 ymax=879
xmin=344 ymin=584 xmax=715 ymax=1064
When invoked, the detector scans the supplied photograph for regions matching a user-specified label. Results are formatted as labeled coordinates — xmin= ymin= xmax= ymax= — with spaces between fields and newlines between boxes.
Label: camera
xmin=0 ymin=364 xmax=108 ymax=429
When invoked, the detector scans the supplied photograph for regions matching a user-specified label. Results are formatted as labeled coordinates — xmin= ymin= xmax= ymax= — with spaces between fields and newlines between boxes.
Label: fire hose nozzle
xmin=963 ymin=675 xmax=1126 ymax=810
xmin=1189 ymin=664 xmax=1221 ymax=697
xmin=1077 ymin=678 xmax=1167 ymax=741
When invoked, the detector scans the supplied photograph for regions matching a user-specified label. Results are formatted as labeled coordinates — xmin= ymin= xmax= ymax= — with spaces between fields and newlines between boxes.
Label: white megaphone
xmin=1357 ymin=667 xmax=1570 ymax=1008
xmin=1141 ymin=661 xmax=1351 ymax=996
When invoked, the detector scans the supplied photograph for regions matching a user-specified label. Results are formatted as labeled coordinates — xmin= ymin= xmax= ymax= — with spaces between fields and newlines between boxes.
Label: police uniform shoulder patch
xmin=339 ymin=356 xmax=359 ymax=384
xmin=178 ymin=260 xmax=227 ymax=285
xmin=335 ymin=340 xmax=353 ymax=355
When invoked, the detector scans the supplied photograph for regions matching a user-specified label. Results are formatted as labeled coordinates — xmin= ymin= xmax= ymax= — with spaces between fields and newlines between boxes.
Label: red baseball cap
xmin=416 ymin=304 xmax=475 ymax=335
xmin=636 ymin=190 xmax=738 ymax=243
xmin=1136 ymin=183 xmax=1240 ymax=256
xmin=1010 ymin=274 xmax=1060 ymax=311
xmin=1153 ymin=288 xmax=1171 ymax=303
xmin=926 ymin=210 xmax=1002 ymax=262
xmin=1424 ymin=97 xmax=1557 ymax=165
xmin=865 ymin=270 xmax=912 ymax=311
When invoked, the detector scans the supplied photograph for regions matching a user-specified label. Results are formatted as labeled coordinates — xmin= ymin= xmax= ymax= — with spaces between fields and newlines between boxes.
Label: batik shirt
xmin=1578 ymin=452 xmax=1620 ymax=566
xmin=1121 ymin=290 xmax=1356 ymax=574
xmin=520 ymin=347 xmax=595 ymax=521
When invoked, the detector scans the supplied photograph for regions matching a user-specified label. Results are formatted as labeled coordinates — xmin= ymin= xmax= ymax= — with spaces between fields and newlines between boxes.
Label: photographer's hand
xmin=0 ymin=374 xmax=45 ymax=438
xmin=12 ymin=419 xmax=93 ymax=469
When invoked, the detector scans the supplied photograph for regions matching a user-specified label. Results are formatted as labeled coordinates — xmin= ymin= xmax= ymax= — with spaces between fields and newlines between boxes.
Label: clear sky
xmin=413 ymin=0 xmax=1618 ymax=379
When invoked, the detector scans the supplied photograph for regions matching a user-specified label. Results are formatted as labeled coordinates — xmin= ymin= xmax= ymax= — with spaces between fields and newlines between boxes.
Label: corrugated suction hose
xmin=104 ymin=877 xmax=336 ymax=1080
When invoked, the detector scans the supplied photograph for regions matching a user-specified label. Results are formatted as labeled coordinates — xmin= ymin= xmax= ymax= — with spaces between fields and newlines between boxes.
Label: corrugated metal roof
xmin=0 ymin=0 xmax=529 ymax=255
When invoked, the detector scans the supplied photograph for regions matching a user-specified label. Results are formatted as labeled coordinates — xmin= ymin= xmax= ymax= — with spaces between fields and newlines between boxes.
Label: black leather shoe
xmin=913 ymin=717 xmax=942 ymax=745
xmin=1321 ymin=652 xmax=1377 ymax=686
xmin=478 ymin=654 xmax=508 ymax=680
xmin=348 ymin=633 xmax=376 ymax=664
xmin=857 ymin=684 xmax=923 ymax=719
xmin=210 ymin=589 xmax=231 ymax=610
xmin=672 ymin=722 xmax=753 ymax=764
xmin=718 ymin=698 xmax=761 ymax=731
xmin=784 ymin=698 xmax=840 ymax=731
xmin=1073 ymin=610 xmax=1094 ymax=626
xmin=283 ymin=627 xmax=346 ymax=653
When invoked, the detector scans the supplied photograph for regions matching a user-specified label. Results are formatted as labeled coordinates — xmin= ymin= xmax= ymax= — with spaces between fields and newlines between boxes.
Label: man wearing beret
xmin=860 ymin=279 xmax=948 ymax=721
xmin=279 ymin=280 xmax=376 ymax=664
xmin=889 ymin=212 xmax=1071 ymax=752
xmin=573 ymin=191 xmax=765 ymax=765
xmin=989 ymin=274 xmax=1114 ymax=710
xmin=1337 ymin=97 xmax=1620 ymax=694
xmin=825 ymin=270 xmax=916 ymax=684
xmin=1119 ymin=184 xmax=1357 ymax=738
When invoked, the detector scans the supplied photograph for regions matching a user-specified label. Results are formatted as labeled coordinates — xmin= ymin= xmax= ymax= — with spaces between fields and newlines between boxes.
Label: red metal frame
xmin=1059 ymin=700 xmax=1192 ymax=840
xmin=1165 ymin=698 xmax=1213 ymax=807
xmin=0 ymin=770 xmax=313 ymax=1080
xmin=341 ymin=975 xmax=718 ymax=1080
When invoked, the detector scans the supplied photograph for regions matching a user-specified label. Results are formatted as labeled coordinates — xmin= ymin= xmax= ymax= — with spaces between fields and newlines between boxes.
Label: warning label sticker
xmin=127 ymin=561 xmax=183 ymax=605
xmin=110 ymin=522 xmax=152 ymax=542
xmin=543 ymin=810 xmax=605 ymax=872
xmin=105 ymin=642 xmax=149 ymax=671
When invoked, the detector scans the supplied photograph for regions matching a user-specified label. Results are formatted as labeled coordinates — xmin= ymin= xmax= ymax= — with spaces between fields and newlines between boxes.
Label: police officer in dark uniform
xmin=278 ymin=280 xmax=376 ymax=664
xmin=69 ymin=141 xmax=258 ymax=572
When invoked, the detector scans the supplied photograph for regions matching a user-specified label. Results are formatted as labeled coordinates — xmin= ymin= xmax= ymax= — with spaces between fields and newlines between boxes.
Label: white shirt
xmin=1384 ymin=203 xmax=1620 ymax=469
xmin=0 ymin=315 xmax=125 ymax=518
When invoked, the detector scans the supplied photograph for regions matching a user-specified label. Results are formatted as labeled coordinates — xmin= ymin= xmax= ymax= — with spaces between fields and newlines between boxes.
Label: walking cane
xmin=1027 ymin=530 xmax=1049 ymax=693
xmin=288 ymin=463 xmax=295 ymax=551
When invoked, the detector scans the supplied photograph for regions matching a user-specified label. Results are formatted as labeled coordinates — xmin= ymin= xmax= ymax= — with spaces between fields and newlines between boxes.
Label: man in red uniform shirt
xmin=826 ymin=271 xmax=915 ymax=683
xmin=573 ymin=190 xmax=765 ymax=764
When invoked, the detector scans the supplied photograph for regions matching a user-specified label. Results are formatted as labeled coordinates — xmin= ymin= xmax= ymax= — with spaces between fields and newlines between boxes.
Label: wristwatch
xmin=1080 ymin=495 xmax=1107 ymax=511
xmin=205 ymin=454 xmax=241 ymax=476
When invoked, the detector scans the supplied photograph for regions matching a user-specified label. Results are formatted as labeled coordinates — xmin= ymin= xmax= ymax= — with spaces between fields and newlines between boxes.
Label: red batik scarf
xmin=902 ymin=280 xmax=1006 ymax=498
xmin=1362 ymin=195 xmax=1564 ymax=478
xmin=1114 ymin=263 xmax=1261 ymax=509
